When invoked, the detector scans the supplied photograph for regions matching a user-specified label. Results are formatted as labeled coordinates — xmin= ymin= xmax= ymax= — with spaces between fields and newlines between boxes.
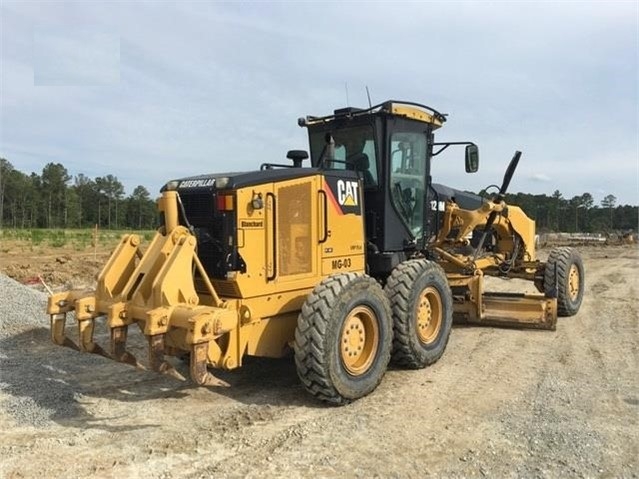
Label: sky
xmin=1 ymin=1 xmax=638 ymax=205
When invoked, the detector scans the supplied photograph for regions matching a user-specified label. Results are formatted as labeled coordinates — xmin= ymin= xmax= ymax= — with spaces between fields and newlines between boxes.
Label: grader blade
xmin=449 ymin=273 xmax=558 ymax=331
xmin=452 ymin=290 xmax=557 ymax=331
xmin=479 ymin=292 xmax=557 ymax=330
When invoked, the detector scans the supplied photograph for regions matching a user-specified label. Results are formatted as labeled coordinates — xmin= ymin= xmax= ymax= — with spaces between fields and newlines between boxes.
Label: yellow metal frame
xmin=389 ymin=103 xmax=444 ymax=129
xmin=431 ymin=197 xmax=557 ymax=330
xmin=46 ymin=174 xmax=368 ymax=386
xmin=446 ymin=271 xmax=556 ymax=330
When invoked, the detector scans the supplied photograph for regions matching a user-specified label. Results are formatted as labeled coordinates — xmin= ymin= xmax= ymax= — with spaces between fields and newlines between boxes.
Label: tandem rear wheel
xmin=294 ymin=273 xmax=392 ymax=405
xmin=385 ymin=259 xmax=453 ymax=369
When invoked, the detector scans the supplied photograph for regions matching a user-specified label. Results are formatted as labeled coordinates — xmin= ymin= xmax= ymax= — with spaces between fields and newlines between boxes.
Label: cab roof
xmin=299 ymin=100 xmax=447 ymax=130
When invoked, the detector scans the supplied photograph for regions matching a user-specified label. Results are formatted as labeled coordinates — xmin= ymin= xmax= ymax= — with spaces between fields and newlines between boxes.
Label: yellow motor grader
xmin=46 ymin=101 xmax=585 ymax=404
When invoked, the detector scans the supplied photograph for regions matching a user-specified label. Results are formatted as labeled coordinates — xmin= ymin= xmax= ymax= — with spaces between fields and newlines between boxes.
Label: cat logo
xmin=337 ymin=180 xmax=359 ymax=206
xmin=324 ymin=176 xmax=362 ymax=216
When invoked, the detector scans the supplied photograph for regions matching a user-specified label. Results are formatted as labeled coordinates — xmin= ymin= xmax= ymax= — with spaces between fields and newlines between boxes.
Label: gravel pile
xmin=0 ymin=274 xmax=48 ymax=339
xmin=0 ymin=274 xmax=102 ymax=427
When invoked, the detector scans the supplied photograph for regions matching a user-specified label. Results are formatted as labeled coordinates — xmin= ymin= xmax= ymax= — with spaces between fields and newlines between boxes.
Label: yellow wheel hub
xmin=416 ymin=287 xmax=442 ymax=344
xmin=340 ymin=306 xmax=379 ymax=376
xmin=568 ymin=264 xmax=580 ymax=301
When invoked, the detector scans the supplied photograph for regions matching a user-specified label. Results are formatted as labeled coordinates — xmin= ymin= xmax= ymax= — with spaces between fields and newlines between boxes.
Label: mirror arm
xmin=432 ymin=144 xmax=451 ymax=156
xmin=431 ymin=141 xmax=476 ymax=157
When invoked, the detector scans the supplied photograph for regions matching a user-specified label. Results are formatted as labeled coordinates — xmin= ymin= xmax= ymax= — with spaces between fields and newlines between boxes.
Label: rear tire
xmin=294 ymin=273 xmax=392 ymax=405
xmin=385 ymin=260 xmax=453 ymax=369
xmin=544 ymin=247 xmax=584 ymax=317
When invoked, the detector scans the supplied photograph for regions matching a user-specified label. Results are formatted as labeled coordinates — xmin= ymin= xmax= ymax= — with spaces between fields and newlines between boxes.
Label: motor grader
xmin=46 ymin=100 xmax=585 ymax=404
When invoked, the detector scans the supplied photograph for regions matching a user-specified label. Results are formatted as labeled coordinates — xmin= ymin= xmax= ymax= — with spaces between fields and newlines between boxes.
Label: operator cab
xmin=300 ymin=100 xmax=479 ymax=276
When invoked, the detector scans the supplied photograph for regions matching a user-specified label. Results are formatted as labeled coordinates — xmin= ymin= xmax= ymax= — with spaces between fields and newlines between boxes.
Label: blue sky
xmin=1 ymin=1 xmax=637 ymax=205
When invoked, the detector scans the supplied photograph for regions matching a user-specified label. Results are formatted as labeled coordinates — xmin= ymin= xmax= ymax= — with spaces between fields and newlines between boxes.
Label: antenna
xmin=345 ymin=82 xmax=350 ymax=106
xmin=365 ymin=86 xmax=372 ymax=108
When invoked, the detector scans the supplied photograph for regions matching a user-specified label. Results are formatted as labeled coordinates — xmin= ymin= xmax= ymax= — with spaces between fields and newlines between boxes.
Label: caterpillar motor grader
xmin=46 ymin=100 xmax=584 ymax=404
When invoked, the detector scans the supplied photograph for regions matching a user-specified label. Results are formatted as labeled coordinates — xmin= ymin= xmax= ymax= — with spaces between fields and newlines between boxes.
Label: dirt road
xmin=1 ymin=246 xmax=637 ymax=478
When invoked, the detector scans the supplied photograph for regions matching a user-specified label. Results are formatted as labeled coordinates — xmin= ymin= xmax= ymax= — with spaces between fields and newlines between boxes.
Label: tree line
xmin=0 ymin=159 xmax=156 ymax=230
xmin=496 ymin=190 xmax=637 ymax=234
xmin=0 ymin=158 xmax=637 ymax=233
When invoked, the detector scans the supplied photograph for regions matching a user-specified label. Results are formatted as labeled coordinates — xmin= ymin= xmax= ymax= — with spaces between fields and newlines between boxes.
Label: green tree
xmin=551 ymin=190 xmax=565 ymax=231
xmin=569 ymin=195 xmax=584 ymax=232
xmin=615 ymin=204 xmax=639 ymax=231
xmin=111 ymin=177 xmax=125 ymax=228
xmin=0 ymin=158 xmax=13 ymax=229
xmin=96 ymin=174 xmax=125 ymax=229
xmin=73 ymin=174 xmax=98 ymax=227
xmin=28 ymin=173 xmax=43 ymax=227
xmin=580 ymin=192 xmax=594 ymax=209
xmin=4 ymin=169 xmax=33 ymax=227
xmin=577 ymin=193 xmax=594 ymax=232
xmin=65 ymin=187 xmax=81 ymax=227
xmin=41 ymin=163 xmax=71 ymax=228
xmin=601 ymin=194 xmax=617 ymax=229
xmin=129 ymin=185 xmax=154 ymax=229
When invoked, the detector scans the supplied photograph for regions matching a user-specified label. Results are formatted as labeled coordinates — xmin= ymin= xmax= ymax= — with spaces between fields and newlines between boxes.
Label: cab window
xmin=309 ymin=125 xmax=378 ymax=187
xmin=389 ymin=131 xmax=427 ymax=238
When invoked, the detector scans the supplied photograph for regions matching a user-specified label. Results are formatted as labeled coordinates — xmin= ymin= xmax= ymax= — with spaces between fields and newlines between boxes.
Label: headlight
xmin=216 ymin=177 xmax=230 ymax=189
xmin=164 ymin=180 xmax=180 ymax=191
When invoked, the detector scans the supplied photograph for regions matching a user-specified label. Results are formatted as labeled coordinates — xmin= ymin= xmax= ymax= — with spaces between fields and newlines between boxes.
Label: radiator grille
xmin=180 ymin=193 xmax=214 ymax=223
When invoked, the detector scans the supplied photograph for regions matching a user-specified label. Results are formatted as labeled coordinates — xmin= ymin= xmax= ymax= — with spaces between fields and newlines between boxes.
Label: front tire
xmin=544 ymin=247 xmax=584 ymax=316
xmin=294 ymin=273 xmax=392 ymax=405
xmin=385 ymin=260 xmax=453 ymax=369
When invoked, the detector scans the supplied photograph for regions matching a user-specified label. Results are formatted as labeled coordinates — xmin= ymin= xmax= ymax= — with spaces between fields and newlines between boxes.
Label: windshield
xmin=309 ymin=125 xmax=378 ymax=187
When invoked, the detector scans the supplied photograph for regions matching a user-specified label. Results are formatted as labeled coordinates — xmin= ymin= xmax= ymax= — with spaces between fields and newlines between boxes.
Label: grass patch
xmin=50 ymin=230 xmax=67 ymax=248
xmin=0 ymin=228 xmax=156 ymax=251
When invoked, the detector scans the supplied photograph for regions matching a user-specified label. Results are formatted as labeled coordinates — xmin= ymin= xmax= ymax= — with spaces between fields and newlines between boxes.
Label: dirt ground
xmin=0 ymin=244 xmax=637 ymax=478
xmin=0 ymin=241 xmax=114 ymax=291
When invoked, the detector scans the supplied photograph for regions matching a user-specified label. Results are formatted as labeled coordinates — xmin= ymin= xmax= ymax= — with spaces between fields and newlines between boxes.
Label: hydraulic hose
xmin=472 ymin=151 xmax=522 ymax=261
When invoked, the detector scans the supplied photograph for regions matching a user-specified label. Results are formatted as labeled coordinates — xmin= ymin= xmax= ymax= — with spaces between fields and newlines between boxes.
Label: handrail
xmin=300 ymin=100 xmax=447 ymax=126
xmin=266 ymin=192 xmax=277 ymax=281
xmin=318 ymin=190 xmax=328 ymax=244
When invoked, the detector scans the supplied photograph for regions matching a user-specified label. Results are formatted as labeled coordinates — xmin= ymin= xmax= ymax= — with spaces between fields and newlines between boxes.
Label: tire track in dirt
xmin=582 ymin=250 xmax=638 ymax=475
xmin=182 ymin=324 xmax=563 ymax=477
xmin=502 ymin=247 xmax=639 ymax=477
xmin=2 ymin=246 xmax=637 ymax=478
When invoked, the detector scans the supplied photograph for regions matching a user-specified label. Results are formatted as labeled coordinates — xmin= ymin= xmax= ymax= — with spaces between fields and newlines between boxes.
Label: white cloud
xmin=530 ymin=173 xmax=552 ymax=182
xmin=0 ymin=1 xmax=637 ymax=204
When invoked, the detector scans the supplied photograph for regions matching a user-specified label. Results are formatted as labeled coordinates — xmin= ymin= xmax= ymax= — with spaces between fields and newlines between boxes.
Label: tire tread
xmin=294 ymin=273 xmax=391 ymax=405
xmin=385 ymin=260 xmax=453 ymax=369
xmin=544 ymin=246 xmax=584 ymax=317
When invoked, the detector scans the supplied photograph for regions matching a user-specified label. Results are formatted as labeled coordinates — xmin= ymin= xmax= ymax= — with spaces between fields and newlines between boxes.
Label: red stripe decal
xmin=323 ymin=179 xmax=343 ymax=215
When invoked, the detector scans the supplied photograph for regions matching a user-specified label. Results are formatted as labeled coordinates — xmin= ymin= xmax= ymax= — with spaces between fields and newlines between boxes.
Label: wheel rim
xmin=416 ymin=286 xmax=442 ymax=344
xmin=568 ymin=264 xmax=580 ymax=301
xmin=340 ymin=305 xmax=379 ymax=376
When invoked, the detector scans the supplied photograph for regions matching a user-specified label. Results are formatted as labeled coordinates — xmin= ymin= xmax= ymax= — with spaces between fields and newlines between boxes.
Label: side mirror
xmin=465 ymin=144 xmax=479 ymax=173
